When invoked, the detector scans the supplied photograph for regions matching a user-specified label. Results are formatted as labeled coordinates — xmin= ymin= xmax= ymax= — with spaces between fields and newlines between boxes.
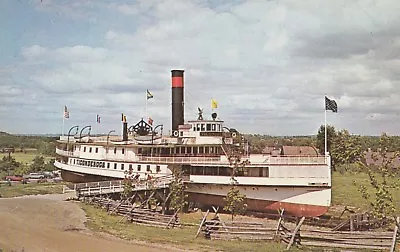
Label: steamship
xmin=55 ymin=70 xmax=331 ymax=217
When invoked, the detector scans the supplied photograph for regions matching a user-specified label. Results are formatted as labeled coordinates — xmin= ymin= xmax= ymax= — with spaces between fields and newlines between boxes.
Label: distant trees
xmin=0 ymin=133 xmax=56 ymax=156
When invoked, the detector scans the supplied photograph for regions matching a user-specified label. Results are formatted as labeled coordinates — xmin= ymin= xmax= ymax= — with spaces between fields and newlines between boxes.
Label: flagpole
xmin=62 ymin=107 xmax=65 ymax=136
xmin=324 ymin=97 xmax=327 ymax=156
xmin=145 ymin=91 xmax=148 ymax=120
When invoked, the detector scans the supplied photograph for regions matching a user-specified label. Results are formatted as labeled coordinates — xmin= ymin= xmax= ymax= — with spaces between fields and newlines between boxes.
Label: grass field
xmin=0 ymin=182 xmax=64 ymax=198
xmin=1 ymin=152 xmax=53 ymax=164
xmin=330 ymin=171 xmax=400 ymax=216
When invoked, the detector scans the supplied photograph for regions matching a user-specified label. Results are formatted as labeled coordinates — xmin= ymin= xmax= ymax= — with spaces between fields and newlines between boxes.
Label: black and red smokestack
xmin=171 ymin=70 xmax=184 ymax=133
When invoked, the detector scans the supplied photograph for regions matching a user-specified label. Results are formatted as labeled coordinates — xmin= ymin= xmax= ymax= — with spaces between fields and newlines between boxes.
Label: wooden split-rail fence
xmin=197 ymin=209 xmax=400 ymax=251
xmin=81 ymin=194 xmax=180 ymax=229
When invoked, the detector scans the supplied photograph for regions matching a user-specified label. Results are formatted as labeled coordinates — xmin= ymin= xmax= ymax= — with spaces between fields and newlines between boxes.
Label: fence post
xmin=390 ymin=217 xmax=400 ymax=252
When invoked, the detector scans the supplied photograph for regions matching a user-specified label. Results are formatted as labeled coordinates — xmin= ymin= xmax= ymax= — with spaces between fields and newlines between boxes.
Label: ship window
xmin=199 ymin=146 xmax=204 ymax=153
xmin=114 ymin=148 xmax=117 ymax=154
xmin=137 ymin=165 xmax=141 ymax=171
xmin=193 ymin=147 xmax=198 ymax=154
xmin=180 ymin=147 xmax=185 ymax=154
xmin=107 ymin=163 xmax=110 ymax=169
xmin=73 ymin=159 xmax=76 ymax=165
xmin=186 ymin=147 xmax=191 ymax=154
xmin=206 ymin=124 xmax=211 ymax=131
xmin=122 ymin=148 xmax=125 ymax=154
xmin=121 ymin=164 xmax=124 ymax=170
xmin=217 ymin=124 xmax=221 ymax=132
xmin=211 ymin=124 xmax=216 ymax=131
xmin=205 ymin=146 xmax=209 ymax=154
xmin=146 ymin=165 xmax=151 ymax=172
xmin=180 ymin=131 xmax=183 ymax=137
xmin=89 ymin=147 xmax=92 ymax=153
xmin=197 ymin=124 xmax=200 ymax=131
xmin=193 ymin=125 xmax=196 ymax=131
xmin=138 ymin=148 xmax=142 ymax=154
xmin=95 ymin=147 xmax=98 ymax=153
xmin=84 ymin=147 xmax=86 ymax=152
xmin=156 ymin=165 xmax=161 ymax=172
xmin=176 ymin=147 xmax=180 ymax=154
xmin=129 ymin=164 xmax=132 ymax=170
xmin=264 ymin=167 xmax=269 ymax=177
xmin=210 ymin=147 xmax=214 ymax=153
xmin=114 ymin=163 xmax=117 ymax=169
xmin=201 ymin=124 xmax=205 ymax=131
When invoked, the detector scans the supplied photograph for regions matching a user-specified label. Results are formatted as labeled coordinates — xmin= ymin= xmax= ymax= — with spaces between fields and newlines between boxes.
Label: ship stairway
xmin=71 ymin=174 xmax=176 ymax=197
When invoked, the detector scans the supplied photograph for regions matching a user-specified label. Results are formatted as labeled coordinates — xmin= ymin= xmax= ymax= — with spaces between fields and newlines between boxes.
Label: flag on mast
xmin=121 ymin=113 xmax=127 ymax=122
xmin=146 ymin=89 xmax=153 ymax=100
xmin=325 ymin=96 xmax=338 ymax=112
xmin=96 ymin=114 xmax=101 ymax=123
xmin=211 ymin=98 xmax=218 ymax=109
xmin=64 ymin=106 xmax=69 ymax=119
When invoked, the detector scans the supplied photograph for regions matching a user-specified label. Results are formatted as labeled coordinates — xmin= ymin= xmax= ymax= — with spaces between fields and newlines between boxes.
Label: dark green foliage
xmin=169 ymin=168 xmax=188 ymax=212
xmin=0 ymin=155 xmax=21 ymax=175
xmin=316 ymin=125 xmax=337 ymax=155
xmin=30 ymin=156 xmax=45 ymax=172
xmin=224 ymin=178 xmax=247 ymax=221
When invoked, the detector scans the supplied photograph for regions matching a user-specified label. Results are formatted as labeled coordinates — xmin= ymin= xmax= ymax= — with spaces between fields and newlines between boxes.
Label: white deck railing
xmin=56 ymin=148 xmax=78 ymax=157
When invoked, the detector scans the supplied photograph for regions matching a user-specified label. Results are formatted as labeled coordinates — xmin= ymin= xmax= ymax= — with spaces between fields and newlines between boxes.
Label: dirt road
xmin=0 ymin=194 xmax=181 ymax=252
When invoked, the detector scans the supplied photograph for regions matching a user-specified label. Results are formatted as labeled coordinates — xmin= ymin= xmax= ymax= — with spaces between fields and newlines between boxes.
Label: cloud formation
xmin=1 ymin=0 xmax=400 ymax=135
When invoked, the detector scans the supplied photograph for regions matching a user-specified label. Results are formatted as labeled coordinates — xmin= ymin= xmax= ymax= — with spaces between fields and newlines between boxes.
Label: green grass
xmin=0 ymin=182 xmax=64 ymax=198
xmin=330 ymin=171 xmax=400 ymax=216
xmin=1 ymin=152 xmax=52 ymax=164
xmin=80 ymin=204 xmax=323 ymax=252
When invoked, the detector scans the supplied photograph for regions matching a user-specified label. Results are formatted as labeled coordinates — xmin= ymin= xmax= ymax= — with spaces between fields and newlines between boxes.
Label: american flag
xmin=64 ymin=106 xmax=70 ymax=119
xmin=325 ymin=96 xmax=338 ymax=113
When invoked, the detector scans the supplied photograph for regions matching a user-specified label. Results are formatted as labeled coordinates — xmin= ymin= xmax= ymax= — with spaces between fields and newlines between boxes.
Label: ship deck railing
xmin=71 ymin=174 xmax=177 ymax=196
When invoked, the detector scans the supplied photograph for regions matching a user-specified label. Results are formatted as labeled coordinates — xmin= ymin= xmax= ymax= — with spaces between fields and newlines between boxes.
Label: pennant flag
xmin=211 ymin=98 xmax=218 ymax=109
xmin=96 ymin=114 xmax=101 ymax=123
xmin=148 ymin=117 xmax=153 ymax=125
xmin=325 ymin=96 xmax=338 ymax=113
xmin=146 ymin=89 xmax=153 ymax=100
xmin=121 ymin=113 xmax=127 ymax=122
xmin=64 ymin=106 xmax=69 ymax=119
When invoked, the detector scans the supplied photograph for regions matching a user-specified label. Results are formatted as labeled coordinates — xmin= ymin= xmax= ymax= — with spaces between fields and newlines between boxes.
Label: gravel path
xmin=0 ymin=193 xmax=183 ymax=252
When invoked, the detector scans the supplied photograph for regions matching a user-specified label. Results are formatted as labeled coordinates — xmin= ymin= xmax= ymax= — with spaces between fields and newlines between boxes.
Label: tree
xmin=169 ymin=167 xmax=188 ymax=212
xmin=316 ymin=125 xmax=336 ymax=155
xmin=30 ymin=156 xmax=45 ymax=172
xmin=224 ymin=178 xmax=247 ymax=221
xmin=356 ymin=133 xmax=399 ymax=226
xmin=330 ymin=129 xmax=362 ymax=171
xmin=0 ymin=155 xmax=20 ymax=175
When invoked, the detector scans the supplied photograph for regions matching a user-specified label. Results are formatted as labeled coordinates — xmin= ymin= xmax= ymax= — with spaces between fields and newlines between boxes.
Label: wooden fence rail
xmin=199 ymin=214 xmax=400 ymax=251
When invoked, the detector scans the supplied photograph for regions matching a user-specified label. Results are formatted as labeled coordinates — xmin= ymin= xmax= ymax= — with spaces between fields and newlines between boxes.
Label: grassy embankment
xmin=81 ymin=172 xmax=393 ymax=252
xmin=0 ymin=183 xmax=64 ymax=198
xmin=81 ymin=204 xmax=321 ymax=252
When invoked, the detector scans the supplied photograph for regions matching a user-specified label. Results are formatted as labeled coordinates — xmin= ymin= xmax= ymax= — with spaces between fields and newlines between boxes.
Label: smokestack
xmin=122 ymin=122 xmax=128 ymax=141
xmin=171 ymin=70 xmax=184 ymax=134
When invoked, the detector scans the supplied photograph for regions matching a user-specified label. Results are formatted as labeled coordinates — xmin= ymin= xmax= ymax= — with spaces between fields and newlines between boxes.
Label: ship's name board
xmin=200 ymin=132 xmax=223 ymax=137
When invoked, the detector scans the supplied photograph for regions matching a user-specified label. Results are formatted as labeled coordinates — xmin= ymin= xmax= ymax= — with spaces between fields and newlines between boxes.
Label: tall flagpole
xmin=324 ymin=96 xmax=327 ymax=156
xmin=145 ymin=90 xmax=148 ymax=120
xmin=62 ymin=107 xmax=65 ymax=136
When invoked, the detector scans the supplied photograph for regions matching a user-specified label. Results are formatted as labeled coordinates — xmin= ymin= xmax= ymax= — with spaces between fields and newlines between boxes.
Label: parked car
xmin=4 ymin=175 xmax=24 ymax=181
xmin=26 ymin=173 xmax=45 ymax=179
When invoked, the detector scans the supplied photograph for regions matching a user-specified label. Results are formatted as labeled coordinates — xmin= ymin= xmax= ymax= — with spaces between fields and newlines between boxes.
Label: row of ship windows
xmin=77 ymin=146 xmax=221 ymax=155
xmin=70 ymin=158 xmax=161 ymax=172
xmin=80 ymin=146 xmax=125 ymax=154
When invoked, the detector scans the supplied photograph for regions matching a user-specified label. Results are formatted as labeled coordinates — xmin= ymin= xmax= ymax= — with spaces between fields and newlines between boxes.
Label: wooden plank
xmin=276 ymin=208 xmax=285 ymax=235
xmin=195 ymin=210 xmax=209 ymax=238
xmin=302 ymin=240 xmax=389 ymax=250
xmin=286 ymin=216 xmax=305 ymax=250
xmin=390 ymin=216 xmax=400 ymax=252
xmin=165 ymin=208 xmax=180 ymax=229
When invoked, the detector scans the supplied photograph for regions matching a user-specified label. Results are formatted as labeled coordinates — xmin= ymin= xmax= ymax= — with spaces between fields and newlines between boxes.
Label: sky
xmin=1 ymin=0 xmax=400 ymax=136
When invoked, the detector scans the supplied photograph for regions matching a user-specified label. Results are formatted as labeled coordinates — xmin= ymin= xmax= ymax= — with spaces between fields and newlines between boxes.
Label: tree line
xmin=0 ymin=131 xmax=56 ymax=156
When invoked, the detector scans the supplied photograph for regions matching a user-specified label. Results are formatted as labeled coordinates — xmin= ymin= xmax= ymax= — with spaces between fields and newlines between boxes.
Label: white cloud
xmin=2 ymin=0 xmax=400 ymax=135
